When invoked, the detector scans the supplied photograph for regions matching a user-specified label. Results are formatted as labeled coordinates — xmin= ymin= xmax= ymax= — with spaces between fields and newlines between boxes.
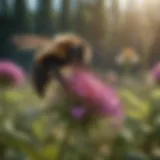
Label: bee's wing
xmin=10 ymin=34 xmax=52 ymax=51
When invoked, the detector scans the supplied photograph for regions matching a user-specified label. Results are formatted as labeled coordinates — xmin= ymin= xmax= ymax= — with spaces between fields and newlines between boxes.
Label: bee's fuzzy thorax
xmin=35 ymin=34 xmax=92 ymax=65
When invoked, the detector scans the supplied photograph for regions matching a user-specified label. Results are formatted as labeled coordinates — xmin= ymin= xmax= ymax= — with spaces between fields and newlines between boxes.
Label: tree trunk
xmin=59 ymin=0 xmax=71 ymax=32
xmin=36 ymin=0 xmax=55 ymax=36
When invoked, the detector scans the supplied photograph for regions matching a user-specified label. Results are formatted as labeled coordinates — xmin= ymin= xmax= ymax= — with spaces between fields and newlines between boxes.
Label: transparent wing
xmin=10 ymin=34 xmax=51 ymax=51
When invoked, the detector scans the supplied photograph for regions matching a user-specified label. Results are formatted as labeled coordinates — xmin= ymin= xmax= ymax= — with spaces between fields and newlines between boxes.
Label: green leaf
xmin=151 ymin=89 xmax=160 ymax=100
xmin=0 ymin=127 xmax=49 ymax=160
xmin=3 ymin=90 xmax=23 ymax=103
xmin=41 ymin=145 xmax=57 ymax=159
xmin=119 ymin=89 xmax=149 ymax=119
xmin=32 ymin=117 xmax=48 ymax=141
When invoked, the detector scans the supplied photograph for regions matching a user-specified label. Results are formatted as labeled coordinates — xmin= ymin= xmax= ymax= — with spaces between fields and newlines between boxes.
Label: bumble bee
xmin=12 ymin=34 xmax=92 ymax=96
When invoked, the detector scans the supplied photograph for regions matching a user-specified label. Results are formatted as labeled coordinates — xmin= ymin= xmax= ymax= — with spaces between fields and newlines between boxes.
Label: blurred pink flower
xmin=65 ymin=68 xmax=124 ymax=121
xmin=151 ymin=62 xmax=160 ymax=84
xmin=0 ymin=61 xmax=25 ymax=86
xmin=71 ymin=106 xmax=86 ymax=120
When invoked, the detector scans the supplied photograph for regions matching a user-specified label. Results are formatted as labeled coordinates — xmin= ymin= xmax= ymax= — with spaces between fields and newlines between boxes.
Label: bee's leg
xmin=52 ymin=66 xmax=68 ymax=91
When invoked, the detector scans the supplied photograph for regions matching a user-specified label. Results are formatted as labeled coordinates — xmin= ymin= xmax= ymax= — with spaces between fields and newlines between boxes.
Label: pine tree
xmin=74 ymin=0 xmax=86 ymax=36
xmin=119 ymin=0 xmax=141 ymax=48
xmin=13 ymin=0 xmax=29 ymax=33
xmin=0 ymin=0 xmax=8 ymax=15
xmin=36 ymin=0 xmax=55 ymax=36
xmin=85 ymin=0 xmax=107 ymax=68
xmin=59 ymin=0 xmax=71 ymax=32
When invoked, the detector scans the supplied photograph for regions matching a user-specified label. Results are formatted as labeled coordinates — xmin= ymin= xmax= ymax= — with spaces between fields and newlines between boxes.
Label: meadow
xmin=1 ymin=0 xmax=160 ymax=159
xmin=0 ymin=58 xmax=160 ymax=160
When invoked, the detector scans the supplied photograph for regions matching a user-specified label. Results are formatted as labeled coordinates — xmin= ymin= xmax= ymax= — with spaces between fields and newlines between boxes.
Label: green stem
xmin=0 ymin=89 xmax=10 ymax=160
xmin=108 ymin=137 xmax=120 ymax=160
xmin=141 ymin=131 xmax=155 ymax=156
xmin=141 ymin=103 xmax=156 ymax=156
xmin=0 ymin=89 xmax=6 ymax=124
xmin=141 ymin=50 xmax=149 ymax=75
xmin=0 ymin=141 xmax=5 ymax=160
xmin=124 ymin=63 xmax=131 ymax=77
xmin=56 ymin=125 xmax=72 ymax=160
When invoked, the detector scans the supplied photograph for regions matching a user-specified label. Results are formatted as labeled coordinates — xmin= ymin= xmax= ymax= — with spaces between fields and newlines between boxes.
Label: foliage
xmin=0 ymin=72 xmax=159 ymax=160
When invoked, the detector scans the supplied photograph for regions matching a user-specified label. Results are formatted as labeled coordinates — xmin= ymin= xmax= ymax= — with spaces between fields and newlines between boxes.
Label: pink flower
xmin=151 ymin=62 xmax=160 ymax=84
xmin=65 ymin=68 xmax=123 ymax=121
xmin=71 ymin=106 xmax=86 ymax=120
xmin=0 ymin=61 xmax=25 ymax=86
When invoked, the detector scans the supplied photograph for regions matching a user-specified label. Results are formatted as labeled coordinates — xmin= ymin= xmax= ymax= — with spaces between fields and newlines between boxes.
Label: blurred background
xmin=0 ymin=0 xmax=160 ymax=160
xmin=1 ymin=0 xmax=160 ymax=72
